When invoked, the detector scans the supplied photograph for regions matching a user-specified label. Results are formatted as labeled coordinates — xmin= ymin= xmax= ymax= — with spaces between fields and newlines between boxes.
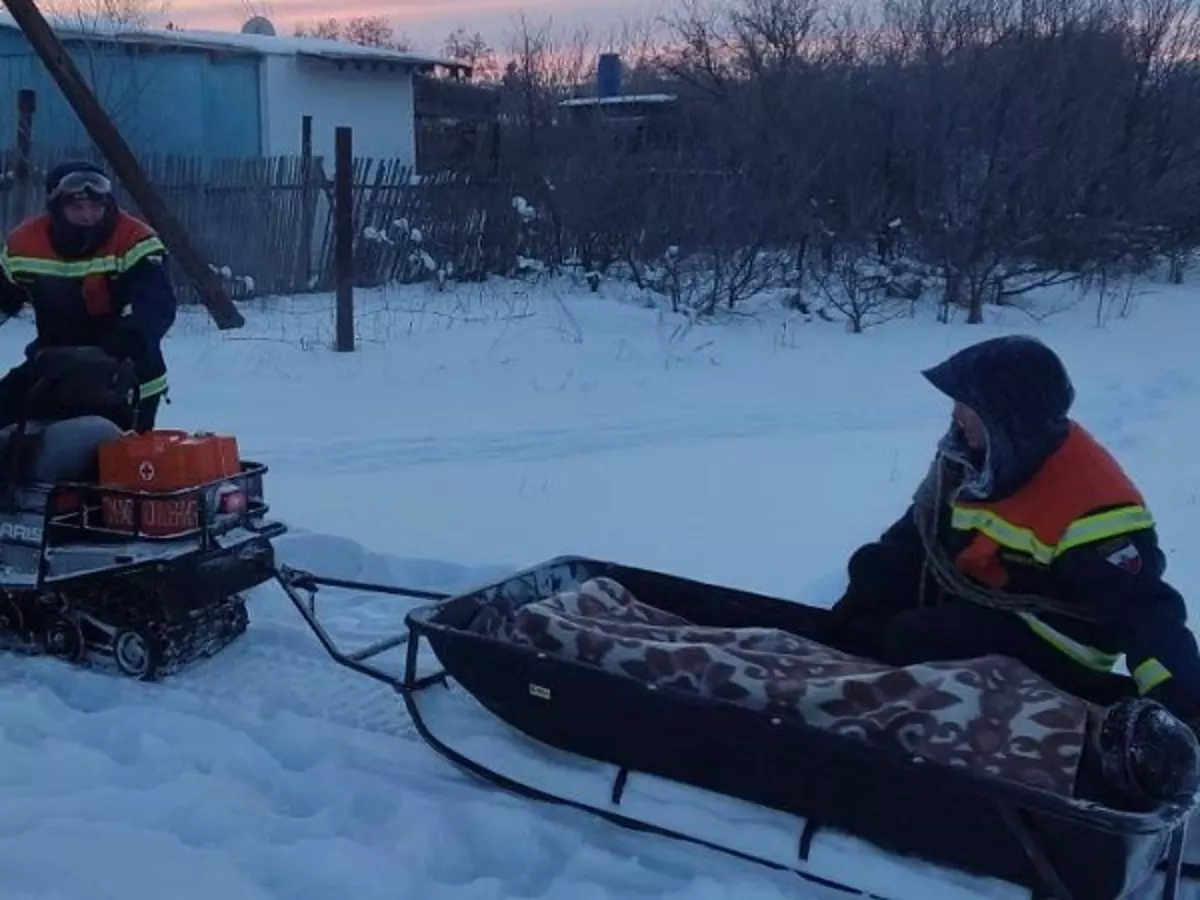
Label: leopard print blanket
xmin=465 ymin=575 xmax=1090 ymax=796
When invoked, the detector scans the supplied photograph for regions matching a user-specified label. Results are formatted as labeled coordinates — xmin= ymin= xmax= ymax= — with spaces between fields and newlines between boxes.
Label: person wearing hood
xmin=0 ymin=160 xmax=176 ymax=433
xmin=824 ymin=335 xmax=1200 ymax=728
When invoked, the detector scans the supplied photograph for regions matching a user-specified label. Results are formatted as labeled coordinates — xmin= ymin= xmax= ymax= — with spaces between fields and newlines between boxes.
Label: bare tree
xmin=293 ymin=17 xmax=340 ymax=40
xmin=809 ymin=250 xmax=914 ymax=331
xmin=345 ymin=16 xmax=406 ymax=48
xmin=498 ymin=15 xmax=593 ymax=163
xmin=293 ymin=16 xmax=411 ymax=49
xmin=47 ymin=0 xmax=168 ymax=29
xmin=595 ymin=16 xmax=672 ymax=92
xmin=393 ymin=0 xmax=1200 ymax=317
xmin=443 ymin=27 xmax=501 ymax=81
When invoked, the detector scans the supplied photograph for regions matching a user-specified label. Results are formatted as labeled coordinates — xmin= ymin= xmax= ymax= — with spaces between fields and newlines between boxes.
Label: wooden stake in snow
xmin=334 ymin=126 xmax=355 ymax=352
xmin=1 ymin=0 xmax=244 ymax=329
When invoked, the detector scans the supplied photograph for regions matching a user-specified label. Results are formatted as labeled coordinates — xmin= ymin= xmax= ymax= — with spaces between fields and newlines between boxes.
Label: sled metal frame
xmin=279 ymin=562 xmax=1197 ymax=900
xmin=273 ymin=564 xmax=452 ymax=691
xmin=394 ymin=635 xmax=896 ymax=900
xmin=399 ymin=615 xmax=1194 ymax=900
xmin=274 ymin=566 xmax=896 ymax=898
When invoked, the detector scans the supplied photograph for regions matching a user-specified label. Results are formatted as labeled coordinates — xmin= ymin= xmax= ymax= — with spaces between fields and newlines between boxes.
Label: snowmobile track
xmin=151 ymin=630 xmax=419 ymax=739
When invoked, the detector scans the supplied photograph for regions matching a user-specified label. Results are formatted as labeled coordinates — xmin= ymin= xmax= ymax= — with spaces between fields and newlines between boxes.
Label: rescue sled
xmin=278 ymin=554 xmax=1200 ymax=900
xmin=0 ymin=425 xmax=286 ymax=679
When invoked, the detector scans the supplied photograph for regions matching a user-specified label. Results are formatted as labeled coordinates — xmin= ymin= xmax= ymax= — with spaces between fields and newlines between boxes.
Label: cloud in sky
xmin=165 ymin=0 xmax=662 ymax=53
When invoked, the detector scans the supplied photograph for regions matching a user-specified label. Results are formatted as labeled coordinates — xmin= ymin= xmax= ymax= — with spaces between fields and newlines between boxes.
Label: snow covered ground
xmin=0 ymin=274 xmax=1197 ymax=899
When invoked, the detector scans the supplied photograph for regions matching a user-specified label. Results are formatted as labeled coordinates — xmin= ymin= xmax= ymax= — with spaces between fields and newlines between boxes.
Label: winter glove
xmin=96 ymin=324 xmax=144 ymax=363
xmin=820 ymin=588 xmax=879 ymax=655
xmin=826 ymin=587 xmax=871 ymax=632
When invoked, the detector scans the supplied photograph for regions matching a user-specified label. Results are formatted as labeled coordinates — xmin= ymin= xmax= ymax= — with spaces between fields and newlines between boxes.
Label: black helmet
xmin=45 ymin=160 xmax=118 ymax=258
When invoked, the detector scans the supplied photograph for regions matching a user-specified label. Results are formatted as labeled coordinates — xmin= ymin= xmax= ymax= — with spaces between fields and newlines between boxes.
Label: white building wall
xmin=259 ymin=54 xmax=416 ymax=165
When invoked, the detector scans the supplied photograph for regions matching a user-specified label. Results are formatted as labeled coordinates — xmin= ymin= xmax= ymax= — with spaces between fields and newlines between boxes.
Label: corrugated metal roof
xmin=0 ymin=13 xmax=467 ymax=71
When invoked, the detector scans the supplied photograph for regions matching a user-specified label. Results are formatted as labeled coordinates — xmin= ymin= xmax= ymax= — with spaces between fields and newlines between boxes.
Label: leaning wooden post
xmin=293 ymin=114 xmax=315 ymax=291
xmin=14 ymin=88 xmax=35 ymax=220
xmin=1 ymin=0 xmax=243 ymax=329
xmin=334 ymin=126 xmax=355 ymax=352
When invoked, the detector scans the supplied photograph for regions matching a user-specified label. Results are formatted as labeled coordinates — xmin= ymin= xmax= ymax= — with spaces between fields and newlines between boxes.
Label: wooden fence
xmin=0 ymin=147 xmax=784 ymax=304
xmin=0 ymin=147 xmax=537 ymax=303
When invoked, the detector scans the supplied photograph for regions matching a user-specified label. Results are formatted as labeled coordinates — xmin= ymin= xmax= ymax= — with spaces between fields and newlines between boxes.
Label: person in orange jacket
xmin=824 ymin=335 xmax=1200 ymax=728
xmin=0 ymin=160 xmax=176 ymax=433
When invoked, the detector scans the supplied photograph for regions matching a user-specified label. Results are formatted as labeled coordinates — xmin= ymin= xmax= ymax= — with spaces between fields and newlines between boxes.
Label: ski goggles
xmin=48 ymin=169 xmax=113 ymax=202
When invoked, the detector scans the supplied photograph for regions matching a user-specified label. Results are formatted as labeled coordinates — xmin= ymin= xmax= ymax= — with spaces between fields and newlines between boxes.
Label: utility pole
xmin=1 ymin=0 xmax=244 ymax=329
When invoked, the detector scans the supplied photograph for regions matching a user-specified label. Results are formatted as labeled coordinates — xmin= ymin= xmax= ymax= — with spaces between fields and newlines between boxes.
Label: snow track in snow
xmin=264 ymin=411 xmax=939 ymax=475
xmin=261 ymin=375 xmax=1185 ymax=478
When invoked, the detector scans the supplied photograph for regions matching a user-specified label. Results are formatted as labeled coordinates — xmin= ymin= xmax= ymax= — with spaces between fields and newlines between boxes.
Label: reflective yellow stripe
xmin=950 ymin=507 xmax=1056 ymax=563
xmin=951 ymin=503 xmax=1154 ymax=563
xmin=1016 ymin=612 xmax=1121 ymax=671
xmin=953 ymin=501 xmax=1158 ymax=678
xmin=2 ymin=235 xmax=165 ymax=279
xmin=4 ymin=254 xmax=118 ymax=277
xmin=1132 ymin=657 xmax=1171 ymax=694
xmin=139 ymin=375 xmax=168 ymax=399
xmin=1058 ymin=506 xmax=1155 ymax=554
xmin=121 ymin=236 xmax=166 ymax=270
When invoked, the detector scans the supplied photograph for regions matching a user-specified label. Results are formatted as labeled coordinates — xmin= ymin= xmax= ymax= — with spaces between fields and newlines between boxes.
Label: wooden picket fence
xmin=0 ymin=147 xmax=535 ymax=303
xmin=0 ymin=147 xmax=778 ymax=306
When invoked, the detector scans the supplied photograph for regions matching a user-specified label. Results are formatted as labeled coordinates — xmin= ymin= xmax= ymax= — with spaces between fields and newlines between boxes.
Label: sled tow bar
xmin=273 ymin=564 xmax=451 ymax=691
xmin=278 ymin=565 xmax=450 ymax=602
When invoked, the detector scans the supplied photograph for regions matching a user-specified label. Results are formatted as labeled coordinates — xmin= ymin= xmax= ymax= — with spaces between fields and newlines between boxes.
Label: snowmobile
xmin=275 ymin=554 xmax=1200 ymax=900
xmin=0 ymin=346 xmax=286 ymax=680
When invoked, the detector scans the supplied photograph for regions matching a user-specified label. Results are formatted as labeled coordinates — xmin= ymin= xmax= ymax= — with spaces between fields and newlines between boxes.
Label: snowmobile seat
xmin=0 ymin=416 xmax=123 ymax=552
xmin=0 ymin=415 xmax=123 ymax=485
xmin=0 ymin=415 xmax=124 ymax=530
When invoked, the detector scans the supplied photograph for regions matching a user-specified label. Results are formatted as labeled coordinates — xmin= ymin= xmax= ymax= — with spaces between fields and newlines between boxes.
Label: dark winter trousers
xmin=134 ymin=393 xmax=161 ymax=433
xmin=827 ymin=591 xmax=1131 ymax=705
xmin=0 ymin=363 xmax=30 ymax=430
xmin=0 ymin=363 xmax=162 ymax=433
xmin=885 ymin=601 xmax=1083 ymax=679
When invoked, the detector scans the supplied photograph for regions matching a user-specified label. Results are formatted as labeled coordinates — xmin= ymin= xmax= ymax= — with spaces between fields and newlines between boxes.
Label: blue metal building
xmin=0 ymin=13 xmax=463 ymax=161
xmin=0 ymin=18 xmax=261 ymax=157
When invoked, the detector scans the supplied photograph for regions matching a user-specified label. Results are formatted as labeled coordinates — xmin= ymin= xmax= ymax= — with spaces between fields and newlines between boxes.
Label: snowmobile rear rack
xmin=46 ymin=461 xmax=274 ymax=547
xmin=0 ymin=460 xmax=284 ymax=590
xmin=274 ymin=564 xmax=449 ymax=691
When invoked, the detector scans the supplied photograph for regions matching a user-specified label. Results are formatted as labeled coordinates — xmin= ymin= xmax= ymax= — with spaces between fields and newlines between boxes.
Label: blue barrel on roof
xmin=597 ymin=53 xmax=621 ymax=98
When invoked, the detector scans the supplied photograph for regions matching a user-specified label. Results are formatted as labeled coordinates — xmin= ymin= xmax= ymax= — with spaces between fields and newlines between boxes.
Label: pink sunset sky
xmin=160 ymin=0 xmax=665 ymax=55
